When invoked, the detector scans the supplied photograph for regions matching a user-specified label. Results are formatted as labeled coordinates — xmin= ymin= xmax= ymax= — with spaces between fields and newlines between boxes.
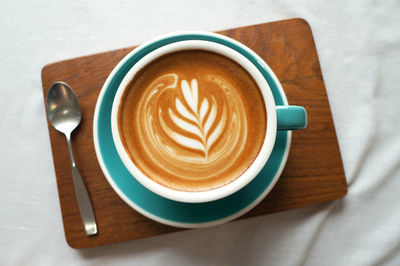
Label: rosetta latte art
xmin=135 ymin=73 xmax=248 ymax=180
xmin=163 ymin=78 xmax=226 ymax=159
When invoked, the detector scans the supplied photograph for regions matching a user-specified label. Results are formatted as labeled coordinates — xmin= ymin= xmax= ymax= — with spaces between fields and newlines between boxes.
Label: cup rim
xmin=111 ymin=36 xmax=277 ymax=203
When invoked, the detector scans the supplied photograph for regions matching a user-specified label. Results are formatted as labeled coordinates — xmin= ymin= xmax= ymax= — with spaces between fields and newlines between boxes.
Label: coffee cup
xmin=111 ymin=32 xmax=307 ymax=203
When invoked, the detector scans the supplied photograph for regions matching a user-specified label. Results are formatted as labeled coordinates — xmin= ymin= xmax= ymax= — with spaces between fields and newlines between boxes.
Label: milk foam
xmin=119 ymin=50 xmax=267 ymax=191
xmin=135 ymin=73 xmax=248 ymax=178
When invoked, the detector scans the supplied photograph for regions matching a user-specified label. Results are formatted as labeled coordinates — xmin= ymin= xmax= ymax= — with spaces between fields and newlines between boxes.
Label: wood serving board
xmin=41 ymin=18 xmax=347 ymax=249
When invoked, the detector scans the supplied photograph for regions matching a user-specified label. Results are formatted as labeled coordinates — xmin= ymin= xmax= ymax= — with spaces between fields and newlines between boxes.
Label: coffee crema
xmin=118 ymin=50 xmax=266 ymax=192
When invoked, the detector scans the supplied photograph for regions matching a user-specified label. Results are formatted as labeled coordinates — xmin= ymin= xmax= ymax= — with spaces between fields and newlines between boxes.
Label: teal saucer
xmin=93 ymin=32 xmax=291 ymax=228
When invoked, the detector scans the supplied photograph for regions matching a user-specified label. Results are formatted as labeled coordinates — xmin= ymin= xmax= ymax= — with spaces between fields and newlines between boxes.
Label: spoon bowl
xmin=47 ymin=82 xmax=81 ymax=134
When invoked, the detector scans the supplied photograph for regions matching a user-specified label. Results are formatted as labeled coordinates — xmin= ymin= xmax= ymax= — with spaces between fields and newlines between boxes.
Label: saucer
xmin=93 ymin=32 xmax=291 ymax=228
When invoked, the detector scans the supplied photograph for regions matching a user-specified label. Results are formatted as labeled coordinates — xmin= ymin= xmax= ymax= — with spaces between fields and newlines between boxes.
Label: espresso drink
xmin=118 ymin=50 xmax=266 ymax=192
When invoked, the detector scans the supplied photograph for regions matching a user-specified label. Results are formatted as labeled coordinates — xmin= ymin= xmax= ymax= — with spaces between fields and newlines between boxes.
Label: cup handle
xmin=276 ymin=105 xmax=307 ymax=130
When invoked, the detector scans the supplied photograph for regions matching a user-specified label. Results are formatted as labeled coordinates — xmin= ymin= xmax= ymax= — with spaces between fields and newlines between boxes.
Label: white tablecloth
xmin=1 ymin=0 xmax=399 ymax=265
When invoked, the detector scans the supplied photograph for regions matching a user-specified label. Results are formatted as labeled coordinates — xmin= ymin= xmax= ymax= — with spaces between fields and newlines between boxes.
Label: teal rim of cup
xmin=93 ymin=32 xmax=290 ymax=227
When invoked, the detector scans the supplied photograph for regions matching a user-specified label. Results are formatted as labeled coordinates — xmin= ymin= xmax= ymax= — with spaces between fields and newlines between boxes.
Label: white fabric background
xmin=1 ymin=0 xmax=399 ymax=265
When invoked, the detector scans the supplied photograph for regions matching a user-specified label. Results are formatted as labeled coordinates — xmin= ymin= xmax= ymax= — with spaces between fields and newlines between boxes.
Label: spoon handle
xmin=65 ymin=134 xmax=98 ymax=236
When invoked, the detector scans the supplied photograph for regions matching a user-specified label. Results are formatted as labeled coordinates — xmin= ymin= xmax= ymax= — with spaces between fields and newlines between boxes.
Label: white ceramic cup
xmin=111 ymin=38 xmax=279 ymax=203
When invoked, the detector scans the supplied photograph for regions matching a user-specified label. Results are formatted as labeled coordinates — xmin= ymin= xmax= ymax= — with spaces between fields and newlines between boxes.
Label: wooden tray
xmin=41 ymin=18 xmax=347 ymax=249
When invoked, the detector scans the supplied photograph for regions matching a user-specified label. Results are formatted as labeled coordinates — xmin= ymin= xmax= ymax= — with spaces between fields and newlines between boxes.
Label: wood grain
xmin=41 ymin=18 xmax=347 ymax=249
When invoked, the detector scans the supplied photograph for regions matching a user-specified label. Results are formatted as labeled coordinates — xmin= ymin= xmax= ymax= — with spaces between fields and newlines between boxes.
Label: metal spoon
xmin=46 ymin=81 xmax=97 ymax=236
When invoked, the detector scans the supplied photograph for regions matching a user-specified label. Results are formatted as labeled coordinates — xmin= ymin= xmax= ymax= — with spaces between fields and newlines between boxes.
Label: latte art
xmin=164 ymin=78 xmax=228 ymax=160
xmin=118 ymin=50 xmax=266 ymax=191
xmin=137 ymin=73 xmax=248 ymax=174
